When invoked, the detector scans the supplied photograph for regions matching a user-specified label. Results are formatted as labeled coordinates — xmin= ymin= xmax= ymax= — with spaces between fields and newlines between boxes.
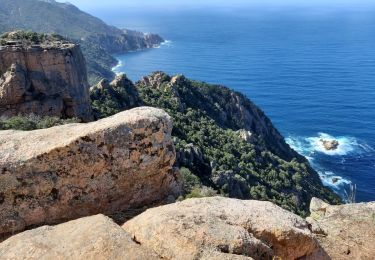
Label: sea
xmin=90 ymin=6 xmax=375 ymax=202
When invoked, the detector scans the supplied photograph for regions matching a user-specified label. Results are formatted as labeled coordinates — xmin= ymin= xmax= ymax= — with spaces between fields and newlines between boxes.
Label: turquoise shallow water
xmin=96 ymin=7 xmax=375 ymax=201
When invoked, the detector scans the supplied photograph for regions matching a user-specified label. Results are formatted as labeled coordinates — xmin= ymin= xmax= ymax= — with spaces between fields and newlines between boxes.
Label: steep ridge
xmin=91 ymin=72 xmax=341 ymax=216
xmin=0 ymin=0 xmax=164 ymax=83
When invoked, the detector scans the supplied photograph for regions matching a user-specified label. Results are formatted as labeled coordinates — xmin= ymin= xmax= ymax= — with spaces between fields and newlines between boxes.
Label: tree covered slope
xmin=91 ymin=72 xmax=341 ymax=216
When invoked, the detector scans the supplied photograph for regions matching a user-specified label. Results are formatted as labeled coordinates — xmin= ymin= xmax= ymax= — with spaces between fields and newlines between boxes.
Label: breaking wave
xmin=285 ymin=132 xmax=369 ymax=196
xmin=286 ymin=132 xmax=360 ymax=157
xmin=111 ymin=60 xmax=123 ymax=75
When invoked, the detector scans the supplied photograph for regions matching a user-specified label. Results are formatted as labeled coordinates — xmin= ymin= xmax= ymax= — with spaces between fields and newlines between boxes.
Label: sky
xmin=58 ymin=0 xmax=375 ymax=10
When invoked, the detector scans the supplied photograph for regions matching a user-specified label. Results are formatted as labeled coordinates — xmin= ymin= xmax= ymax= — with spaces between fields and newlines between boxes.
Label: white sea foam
xmin=318 ymin=170 xmax=352 ymax=190
xmin=286 ymin=132 xmax=360 ymax=157
xmin=156 ymin=40 xmax=172 ymax=48
xmin=161 ymin=40 xmax=172 ymax=45
xmin=307 ymin=133 xmax=358 ymax=156
xmin=286 ymin=133 xmax=359 ymax=193
xmin=111 ymin=60 xmax=123 ymax=75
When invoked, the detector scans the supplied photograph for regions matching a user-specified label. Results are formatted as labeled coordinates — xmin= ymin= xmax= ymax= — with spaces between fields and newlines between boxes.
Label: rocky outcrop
xmin=0 ymin=214 xmax=160 ymax=260
xmin=307 ymin=198 xmax=375 ymax=260
xmin=0 ymin=40 xmax=92 ymax=121
xmin=0 ymin=107 xmax=180 ymax=239
xmin=90 ymin=74 xmax=143 ymax=118
xmin=86 ymin=30 xmax=164 ymax=54
xmin=320 ymin=139 xmax=339 ymax=151
xmin=137 ymin=72 xmax=303 ymax=162
xmin=135 ymin=72 xmax=341 ymax=214
xmin=123 ymin=197 xmax=327 ymax=260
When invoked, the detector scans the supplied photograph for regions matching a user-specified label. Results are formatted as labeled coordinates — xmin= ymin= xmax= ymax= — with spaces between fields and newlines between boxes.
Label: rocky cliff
xmin=91 ymin=72 xmax=341 ymax=216
xmin=0 ymin=33 xmax=92 ymax=120
xmin=0 ymin=107 xmax=180 ymax=239
xmin=90 ymin=74 xmax=143 ymax=118
xmin=0 ymin=0 xmax=165 ymax=83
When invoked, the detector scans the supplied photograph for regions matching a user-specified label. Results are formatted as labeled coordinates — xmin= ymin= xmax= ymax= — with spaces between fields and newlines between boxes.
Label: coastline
xmin=111 ymin=39 xmax=170 ymax=75
xmin=110 ymin=40 xmax=351 ymax=202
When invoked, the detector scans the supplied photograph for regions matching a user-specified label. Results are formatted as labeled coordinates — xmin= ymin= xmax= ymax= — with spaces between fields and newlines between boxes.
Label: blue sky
xmin=59 ymin=0 xmax=375 ymax=9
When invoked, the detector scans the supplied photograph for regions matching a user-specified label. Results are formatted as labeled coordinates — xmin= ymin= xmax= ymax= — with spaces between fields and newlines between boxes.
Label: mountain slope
xmin=0 ymin=0 xmax=164 ymax=83
xmin=91 ymin=72 xmax=341 ymax=216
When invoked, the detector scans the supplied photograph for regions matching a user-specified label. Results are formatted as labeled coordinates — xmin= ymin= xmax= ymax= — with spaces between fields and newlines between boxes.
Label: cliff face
xmin=0 ymin=41 xmax=92 ymax=121
xmin=86 ymin=30 xmax=164 ymax=54
xmin=90 ymin=74 xmax=143 ymax=119
xmin=0 ymin=107 xmax=180 ymax=239
xmin=0 ymin=0 xmax=165 ymax=83
xmin=91 ymin=72 xmax=341 ymax=216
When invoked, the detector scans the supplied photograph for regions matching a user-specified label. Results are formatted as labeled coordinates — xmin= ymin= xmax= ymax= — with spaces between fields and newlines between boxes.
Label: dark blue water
xmin=96 ymin=7 xmax=375 ymax=202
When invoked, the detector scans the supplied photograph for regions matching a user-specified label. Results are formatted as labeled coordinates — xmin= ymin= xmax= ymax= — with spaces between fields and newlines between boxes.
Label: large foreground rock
xmin=0 ymin=214 xmax=159 ymax=260
xmin=0 ymin=39 xmax=92 ymax=121
xmin=123 ymin=197 xmax=326 ymax=260
xmin=0 ymin=107 xmax=180 ymax=239
xmin=307 ymin=198 xmax=375 ymax=260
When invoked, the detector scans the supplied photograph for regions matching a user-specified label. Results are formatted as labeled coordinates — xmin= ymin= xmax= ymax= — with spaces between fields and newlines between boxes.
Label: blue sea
xmin=93 ymin=6 xmax=375 ymax=202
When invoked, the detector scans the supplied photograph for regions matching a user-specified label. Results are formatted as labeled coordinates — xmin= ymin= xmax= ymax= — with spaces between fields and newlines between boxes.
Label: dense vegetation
xmin=0 ymin=0 xmax=163 ymax=84
xmin=90 ymin=75 xmax=142 ymax=118
xmin=0 ymin=31 xmax=65 ymax=46
xmin=0 ymin=115 xmax=80 ymax=131
xmin=91 ymin=72 xmax=341 ymax=216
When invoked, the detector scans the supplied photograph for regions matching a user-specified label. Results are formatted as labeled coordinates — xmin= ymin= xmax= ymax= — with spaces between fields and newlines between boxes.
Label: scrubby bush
xmin=0 ymin=30 xmax=65 ymax=46
xmin=90 ymin=72 xmax=341 ymax=216
xmin=185 ymin=186 xmax=218 ymax=199
xmin=0 ymin=115 xmax=80 ymax=131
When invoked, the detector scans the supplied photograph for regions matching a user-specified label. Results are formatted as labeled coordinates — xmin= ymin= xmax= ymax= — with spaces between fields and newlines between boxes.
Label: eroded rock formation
xmin=90 ymin=74 xmax=142 ymax=118
xmin=0 ymin=107 xmax=180 ymax=239
xmin=320 ymin=139 xmax=339 ymax=151
xmin=2 ymin=196 xmax=374 ymax=259
xmin=0 ymin=214 xmax=160 ymax=260
xmin=307 ymin=198 xmax=375 ymax=260
xmin=123 ymin=197 xmax=327 ymax=260
xmin=0 ymin=40 xmax=92 ymax=121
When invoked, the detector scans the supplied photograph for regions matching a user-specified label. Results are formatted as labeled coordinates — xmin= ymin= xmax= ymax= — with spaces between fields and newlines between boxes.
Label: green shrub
xmin=185 ymin=186 xmax=218 ymax=199
xmin=0 ymin=30 xmax=65 ymax=46
xmin=180 ymin=167 xmax=201 ymax=193
xmin=0 ymin=116 xmax=37 ymax=130
xmin=0 ymin=115 xmax=80 ymax=131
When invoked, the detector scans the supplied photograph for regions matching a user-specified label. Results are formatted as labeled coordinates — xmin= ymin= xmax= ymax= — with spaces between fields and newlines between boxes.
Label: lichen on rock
xmin=0 ymin=107 xmax=181 ymax=239
xmin=0 ymin=214 xmax=160 ymax=260
xmin=123 ymin=196 xmax=327 ymax=260
xmin=307 ymin=198 xmax=375 ymax=260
